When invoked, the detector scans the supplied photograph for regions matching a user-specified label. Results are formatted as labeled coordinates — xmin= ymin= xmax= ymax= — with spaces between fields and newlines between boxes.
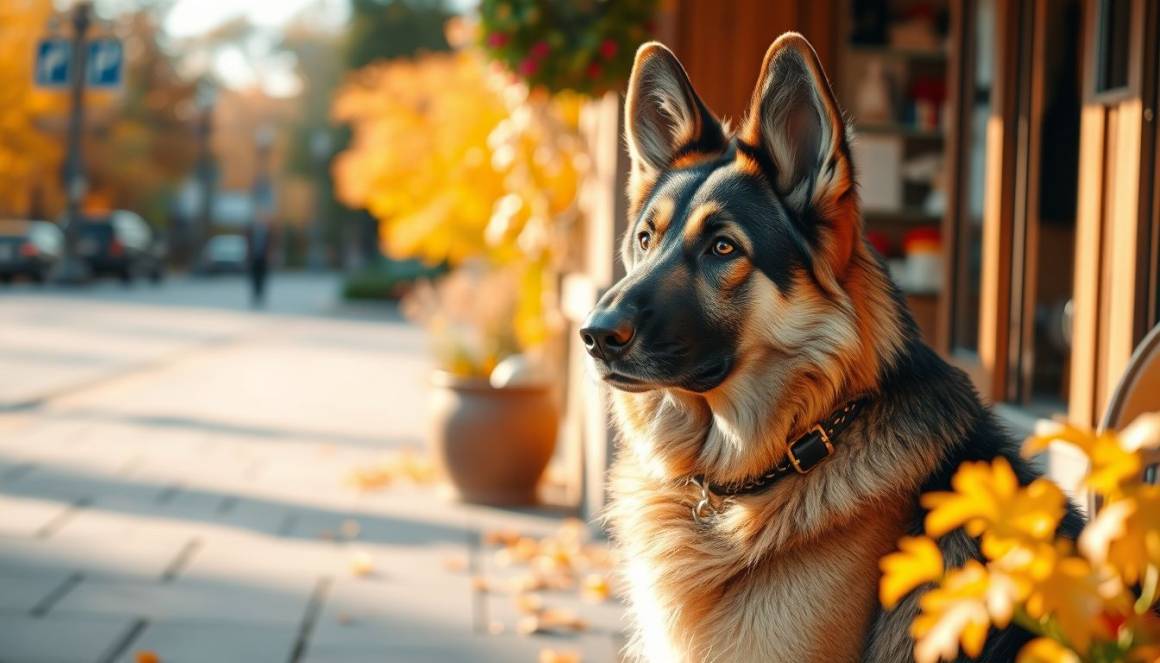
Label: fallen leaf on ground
xmin=135 ymin=652 xmax=160 ymax=663
xmin=539 ymin=649 xmax=581 ymax=663
xmin=441 ymin=555 xmax=467 ymax=573
xmin=517 ymin=608 xmax=588 ymax=635
xmin=581 ymin=573 xmax=610 ymax=602
xmin=349 ymin=551 xmax=375 ymax=577
xmin=515 ymin=592 xmax=543 ymax=614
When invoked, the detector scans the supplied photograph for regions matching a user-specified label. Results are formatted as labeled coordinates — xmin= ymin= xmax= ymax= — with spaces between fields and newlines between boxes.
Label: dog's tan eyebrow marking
xmin=648 ymin=196 xmax=675 ymax=237
xmin=683 ymin=202 xmax=721 ymax=243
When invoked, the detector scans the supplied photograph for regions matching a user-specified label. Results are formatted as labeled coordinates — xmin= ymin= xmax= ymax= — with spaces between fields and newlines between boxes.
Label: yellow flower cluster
xmin=880 ymin=414 xmax=1160 ymax=663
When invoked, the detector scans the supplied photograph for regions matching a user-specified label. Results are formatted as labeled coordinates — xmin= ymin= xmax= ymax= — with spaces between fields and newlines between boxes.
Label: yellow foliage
xmin=880 ymin=536 xmax=943 ymax=609
xmin=1026 ymin=422 xmax=1141 ymax=498
xmin=882 ymin=415 xmax=1160 ymax=662
xmin=911 ymin=560 xmax=993 ymax=663
xmin=922 ymin=458 xmax=1066 ymax=560
xmin=332 ymin=51 xmax=509 ymax=264
xmin=1017 ymin=638 xmax=1081 ymax=663
xmin=332 ymin=48 xmax=587 ymax=354
xmin=0 ymin=0 xmax=65 ymax=215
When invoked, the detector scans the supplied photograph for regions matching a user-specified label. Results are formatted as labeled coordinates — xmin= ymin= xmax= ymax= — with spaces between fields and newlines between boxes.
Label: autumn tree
xmin=0 ymin=0 xmax=65 ymax=217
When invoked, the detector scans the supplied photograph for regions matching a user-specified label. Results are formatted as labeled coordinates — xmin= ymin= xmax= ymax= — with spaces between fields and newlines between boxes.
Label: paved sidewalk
xmin=0 ymin=276 xmax=624 ymax=663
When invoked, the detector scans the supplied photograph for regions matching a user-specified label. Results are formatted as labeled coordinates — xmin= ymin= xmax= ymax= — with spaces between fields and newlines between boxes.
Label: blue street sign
xmin=35 ymin=39 xmax=71 ymax=88
xmin=86 ymin=39 xmax=123 ymax=88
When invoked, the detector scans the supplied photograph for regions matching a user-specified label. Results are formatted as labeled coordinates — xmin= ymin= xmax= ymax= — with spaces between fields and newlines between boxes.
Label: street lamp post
xmin=307 ymin=129 xmax=331 ymax=271
xmin=55 ymin=0 xmax=93 ymax=283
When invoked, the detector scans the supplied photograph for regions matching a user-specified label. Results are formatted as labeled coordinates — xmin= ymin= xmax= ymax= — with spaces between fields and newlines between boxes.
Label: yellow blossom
xmin=880 ymin=536 xmax=944 ymax=609
xmin=912 ymin=561 xmax=994 ymax=663
xmin=1016 ymin=637 xmax=1080 ymax=663
xmin=1081 ymin=486 xmax=1160 ymax=586
xmin=1026 ymin=422 xmax=1140 ymax=497
xmin=1024 ymin=556 xmax=1122 ymax=652
xmin=1120 ymin=413 xmax=1160 ymax=453
xmin=922 ymin=458 xmax=1066 ymax=559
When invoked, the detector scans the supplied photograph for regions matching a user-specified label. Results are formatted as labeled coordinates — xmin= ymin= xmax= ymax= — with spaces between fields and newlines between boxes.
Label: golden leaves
xmin=1016 ymin=638 xmax=1081 ymax=663
xmin=881 ymin=414 xmax=1160 ymax=663
xmin=922 ymin=458 xmax=1065 ymax=560
xmin=880 ymin=536 xmax=943 ymax=609
xmin=1026 ymin=422 xmax=1140 ymax=497
xmin=911 ymin=561 xmax=993 ymax=662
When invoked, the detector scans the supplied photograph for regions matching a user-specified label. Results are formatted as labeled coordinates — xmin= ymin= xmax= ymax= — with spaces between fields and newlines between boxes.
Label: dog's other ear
xmin=739 ymin=33 xmax=859 ymax=277
xmin=624 ymin=43 xmax=726 ymax=213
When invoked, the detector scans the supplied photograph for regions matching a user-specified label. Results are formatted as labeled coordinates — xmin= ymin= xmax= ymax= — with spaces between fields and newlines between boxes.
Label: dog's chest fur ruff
xmin=608 ymin=454 xmax=909 ymax=663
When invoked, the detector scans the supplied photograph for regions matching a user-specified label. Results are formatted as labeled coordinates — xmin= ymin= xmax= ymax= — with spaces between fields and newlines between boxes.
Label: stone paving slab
xmin=0 ymin=614 xmax=138 ymax=663
xmin=0 ymin=570 xmax=74 ymax=614
xmin=114 ymin=620 xmax=298 ymax=663
xmin=0 ymin=495 xmax=73 ymax=538
xmin=53 ymin=576 xmax=315 ymax=625
xmin=0 ymin=535 xmax=188 ymax=581
xmin=302 ymin=631 xmax=621 ymax=663
xmin=311 ymin=574 xmax=475 ymax=645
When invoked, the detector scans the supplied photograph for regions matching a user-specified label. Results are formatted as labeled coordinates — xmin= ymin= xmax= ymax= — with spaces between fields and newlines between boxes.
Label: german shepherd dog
xmin=579 ymin=34 xmax=1082 ymax=662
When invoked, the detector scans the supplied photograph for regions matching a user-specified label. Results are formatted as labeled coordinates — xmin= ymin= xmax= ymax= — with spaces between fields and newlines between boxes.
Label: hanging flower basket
xmin=479 ymin=0 xmax=658 ymax=96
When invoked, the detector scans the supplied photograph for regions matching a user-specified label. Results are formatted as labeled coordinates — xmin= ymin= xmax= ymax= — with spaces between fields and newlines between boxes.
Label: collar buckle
xmin=787 ymin=424 xmax=835 ymax=474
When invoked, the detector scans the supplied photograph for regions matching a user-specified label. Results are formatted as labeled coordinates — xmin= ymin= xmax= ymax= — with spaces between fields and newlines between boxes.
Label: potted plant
xmin=405 ymin=263 xmax=558 ymax=505
xmin=332 ymin=38 xmax=589 ymax=505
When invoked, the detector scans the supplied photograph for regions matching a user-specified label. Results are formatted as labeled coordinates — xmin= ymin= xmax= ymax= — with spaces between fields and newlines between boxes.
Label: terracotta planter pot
xmin=428 ymin=371 xmax=558 ymax=506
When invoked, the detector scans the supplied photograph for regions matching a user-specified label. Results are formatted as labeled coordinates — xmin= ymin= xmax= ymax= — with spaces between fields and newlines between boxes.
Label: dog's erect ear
xmin=624 ymin=43 xmax=726 ymax=210
xmin=739 ymin=33 xmax=858 ymax=276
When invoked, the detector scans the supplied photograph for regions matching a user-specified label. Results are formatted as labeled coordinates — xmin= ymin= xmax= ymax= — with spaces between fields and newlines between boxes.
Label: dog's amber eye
xmin=712 ymin=239 xmax=736 ymax=256
xmin=638 ymin=232 xmax=651 ymax=251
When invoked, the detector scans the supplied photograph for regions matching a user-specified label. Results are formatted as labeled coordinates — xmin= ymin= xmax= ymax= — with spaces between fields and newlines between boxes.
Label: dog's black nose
xmin=579 ymin=310 xmax=635 ymax=360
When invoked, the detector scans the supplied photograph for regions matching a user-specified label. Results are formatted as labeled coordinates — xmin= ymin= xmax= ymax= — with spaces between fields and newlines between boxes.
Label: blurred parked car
xmin=196 ymin=234 xmax=248 ymax=275
xmin=73 ymin=210 xmax=165 ymax=283
xmin=0 ymin=220 xmax=64 ymax=284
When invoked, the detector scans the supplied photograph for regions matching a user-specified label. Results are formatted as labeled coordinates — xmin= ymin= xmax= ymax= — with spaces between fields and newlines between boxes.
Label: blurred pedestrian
xmin=246 ymin=220 xmax=271 ymax=307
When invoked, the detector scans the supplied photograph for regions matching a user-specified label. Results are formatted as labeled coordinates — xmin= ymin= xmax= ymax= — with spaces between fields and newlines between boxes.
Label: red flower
xmin=599 ymin=39 xmax=618 ymax=60
xmin=519 ymin=57 xmax=540 ymax=77
xmin=487 ymin=32 xmax=509 ymax=48
xmin=530 ymin=40 xmax=551 ymax=59
xmin=586 ymin=62 xmax=603 ymax=80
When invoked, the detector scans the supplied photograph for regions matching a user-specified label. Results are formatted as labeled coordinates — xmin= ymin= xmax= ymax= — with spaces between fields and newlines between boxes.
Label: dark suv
xmin=0 ymin=220 xmax=64 ymax=283
xmin=74 ymin=211 xmax=165 ymax=283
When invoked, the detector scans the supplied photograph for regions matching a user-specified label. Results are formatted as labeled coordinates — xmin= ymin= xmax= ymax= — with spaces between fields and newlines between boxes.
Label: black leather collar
xmin=692 ymin=398 xmax=868 ymax=498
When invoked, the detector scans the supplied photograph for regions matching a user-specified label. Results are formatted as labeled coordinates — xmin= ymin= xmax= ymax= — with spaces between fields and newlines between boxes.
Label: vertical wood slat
xmin=1070 ymin=102 xmax=1108 ymax=426
xmin=978 ymin=0 xmax=1024 ymax=401
xmin=1102 ymin=97 xmax=1145 ymax=410
xmin=1070 ymin=0 xmax=1152 ymax=427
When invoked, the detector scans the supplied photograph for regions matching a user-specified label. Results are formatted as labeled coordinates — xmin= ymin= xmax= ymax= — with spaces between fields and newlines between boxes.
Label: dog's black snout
xmin=579 ymin=309 xmax=636 ymax=360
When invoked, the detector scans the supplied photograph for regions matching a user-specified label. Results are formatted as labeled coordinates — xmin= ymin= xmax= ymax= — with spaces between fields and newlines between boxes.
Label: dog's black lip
xmin=602 ymin=372 xmax=656 ymax=393
xmin=682 ymin=357 xmax=734 ymax=392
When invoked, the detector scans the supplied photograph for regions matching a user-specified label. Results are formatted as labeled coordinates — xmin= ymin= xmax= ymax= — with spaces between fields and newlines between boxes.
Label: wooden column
xmin=1070 ymin=0 xmax=1157 ymax=426
xmin=562 ymin=92 xmax=629 ymax=520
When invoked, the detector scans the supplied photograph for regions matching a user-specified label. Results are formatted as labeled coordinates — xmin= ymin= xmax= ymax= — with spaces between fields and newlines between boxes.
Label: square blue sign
xmin=87 ymin=39 xmax=123 ymax=88
xmin=35 ymin=39 xmax=71 ymax=87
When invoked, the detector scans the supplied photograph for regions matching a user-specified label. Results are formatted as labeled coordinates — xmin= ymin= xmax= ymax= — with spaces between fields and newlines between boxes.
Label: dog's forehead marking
xmin=682 ymin=202 xmax=720 ymax=243
xmin=650 ymin=196 xmax=675 ymax=237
